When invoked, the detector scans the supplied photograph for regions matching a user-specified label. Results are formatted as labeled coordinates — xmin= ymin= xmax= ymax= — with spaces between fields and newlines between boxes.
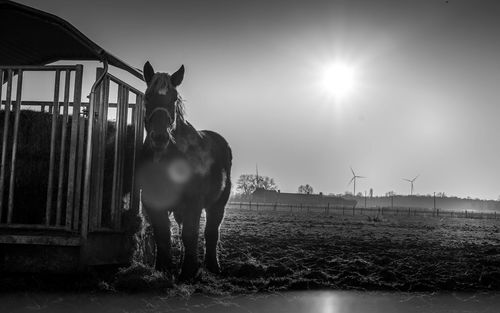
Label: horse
xmin=137 ymin=62 xmax=232 ymax=281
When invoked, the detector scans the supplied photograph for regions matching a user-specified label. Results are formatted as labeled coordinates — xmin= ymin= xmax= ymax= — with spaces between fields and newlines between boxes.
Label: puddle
xmin=1 ymin=290 xmax=499 ymax=313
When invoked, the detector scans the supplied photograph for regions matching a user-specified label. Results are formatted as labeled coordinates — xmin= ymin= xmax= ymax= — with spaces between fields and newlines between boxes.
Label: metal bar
xmin=0 ymin=234 xmax=80 ymax=246
xmin=0 ymin=223 xmax=68 ymax=230
xmin=56 ymin=70 xmax=71 ymax=225
xmin=73 ymin=115 xmax=85 ymax=231
xmin=91 ymin=69 xmax=108 ymax=230
xmin=129 ymin=94 xmax=144 ymax=217
xmin=66 ymin=64 xmax=83 ymax=230
xmin=110 ymin=85 xmax=123 ymax=228
xmin=0 ymin=69 xmax=8 ymax=223
xmin=0 ymin=100 xmax=134 ymax=109
xmin=106 ymin=73 xmax=143 ymax=95
xmin=96 ymin=76 xmax=109 ymax=227
xmin=45 ymin=70 xmax=61 ymax=225
xmin=7 ymin=70 xmax=23 ymax=223
xmin=115 ymin=87 xmax=129 ymax=230
xmin=90 ymin=73 xmax=103 ymax=230
xmin=0 ymin=65 xmax=79 ymax=71
xmin=81 ymin=60 xmax=108 ymax=244
xmin=88 ymin=70 xmax=101 ymax=231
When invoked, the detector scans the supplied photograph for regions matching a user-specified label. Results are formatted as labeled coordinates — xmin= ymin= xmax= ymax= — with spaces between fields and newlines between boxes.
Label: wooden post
xmin=433 ymin=192 xmax=436 ymax=212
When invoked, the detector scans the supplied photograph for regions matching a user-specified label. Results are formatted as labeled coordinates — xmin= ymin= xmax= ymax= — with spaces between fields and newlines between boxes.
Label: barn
xmin=0 ymin=1 xmax=145 ymax=272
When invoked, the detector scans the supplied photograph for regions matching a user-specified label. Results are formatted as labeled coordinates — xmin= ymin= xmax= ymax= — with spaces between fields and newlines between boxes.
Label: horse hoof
xmin=205 ymin=260 xmax=221 ymax=275
xmin=155 ymin=262 xmax=174 ymax=273
xmin=178 ymin=267 xmax=201 ymax=283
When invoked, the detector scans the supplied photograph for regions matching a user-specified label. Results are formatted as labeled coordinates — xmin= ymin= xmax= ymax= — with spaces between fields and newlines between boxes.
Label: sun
xmin=320 ymin=62 xmax=356 ymax=99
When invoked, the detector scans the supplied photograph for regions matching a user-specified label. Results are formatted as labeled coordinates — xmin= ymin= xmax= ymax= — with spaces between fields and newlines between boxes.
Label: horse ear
xmin=143 ymin=61 xmax=154 ymax=84
xmin=171 ymin=65 xmax=184 ymax=87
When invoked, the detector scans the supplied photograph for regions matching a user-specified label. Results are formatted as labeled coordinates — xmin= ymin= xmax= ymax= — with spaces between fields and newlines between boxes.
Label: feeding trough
xmin=0 ymin=1 xmax=146 ymax=272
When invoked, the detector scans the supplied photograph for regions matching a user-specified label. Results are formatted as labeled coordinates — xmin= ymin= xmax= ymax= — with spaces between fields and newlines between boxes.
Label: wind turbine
xmin=403 ymin=175 xmax=419 ymax=196
xmin=348 ymin=167 xmax=365 ymax=195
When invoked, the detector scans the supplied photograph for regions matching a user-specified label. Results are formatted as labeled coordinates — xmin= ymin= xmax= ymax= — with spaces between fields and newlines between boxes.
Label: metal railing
xmin=0 ymin=65 xmax=83 ymax=231
xmin=86 ymin=68 xmax=144 ymax=232
xmin=0 ymin=65 xmax=144 ymax=238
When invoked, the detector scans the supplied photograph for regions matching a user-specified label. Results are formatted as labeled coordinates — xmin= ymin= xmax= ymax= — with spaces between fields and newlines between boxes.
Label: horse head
xmin=143 ymin=61 xmax=185 ymax=160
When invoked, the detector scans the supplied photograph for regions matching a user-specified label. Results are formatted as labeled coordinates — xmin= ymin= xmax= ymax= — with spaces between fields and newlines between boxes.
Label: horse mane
xmin=146 ymin=73 xmax=186 ymax=123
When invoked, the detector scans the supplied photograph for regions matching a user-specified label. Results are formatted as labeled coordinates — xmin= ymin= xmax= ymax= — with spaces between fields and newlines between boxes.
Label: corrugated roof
xmin=0 ymin=0 xmax=144 ymax=80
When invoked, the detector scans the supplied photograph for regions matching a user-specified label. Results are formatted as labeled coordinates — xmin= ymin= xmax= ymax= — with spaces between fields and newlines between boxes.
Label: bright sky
xmin=17 ymin=0 xmax=500 ymax=199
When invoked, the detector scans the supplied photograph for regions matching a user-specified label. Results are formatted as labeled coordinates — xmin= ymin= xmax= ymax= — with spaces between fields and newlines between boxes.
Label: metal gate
xmin=0 ymin=65 xmax=84 ymax=232
xmin=0 ymin=64 xmax=144 ymax=243
xmin=87 ymin=68 xmax=144 ymax=233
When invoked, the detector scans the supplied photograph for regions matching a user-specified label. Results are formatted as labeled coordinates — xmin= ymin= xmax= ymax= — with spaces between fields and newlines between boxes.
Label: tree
xmin=298 ymin=184 xmax=314 ymax=194
xmin=236 ymin=174 xmax=278 ymax=196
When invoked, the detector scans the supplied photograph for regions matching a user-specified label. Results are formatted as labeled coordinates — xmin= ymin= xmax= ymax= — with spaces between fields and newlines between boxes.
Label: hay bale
xmin=0 ymin=110 xmax=136 ymax=226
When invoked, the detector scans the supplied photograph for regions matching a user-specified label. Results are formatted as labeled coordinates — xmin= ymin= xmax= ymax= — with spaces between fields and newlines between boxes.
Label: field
xmin=112 ymin=206 xmax=500 ymax=294
xmin=212 ymin=207 xmax=500 ymax=292
xmin=3 ymin=207 xmax=500 ymax=294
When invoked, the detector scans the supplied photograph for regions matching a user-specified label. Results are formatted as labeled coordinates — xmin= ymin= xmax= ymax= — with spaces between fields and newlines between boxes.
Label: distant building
xmin=250 ymin=188 xmax=357 ymax=207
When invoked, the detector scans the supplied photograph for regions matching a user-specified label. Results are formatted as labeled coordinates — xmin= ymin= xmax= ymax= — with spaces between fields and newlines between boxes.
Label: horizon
xmin=16 ymin=0 xmax=500 ymax=200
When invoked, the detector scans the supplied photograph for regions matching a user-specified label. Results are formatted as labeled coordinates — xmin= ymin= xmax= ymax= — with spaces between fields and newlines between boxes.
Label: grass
xmin=110 ymin=208 xmax=500 ymax=294
xmin=2 ymin=208 xmax=500 ymax=294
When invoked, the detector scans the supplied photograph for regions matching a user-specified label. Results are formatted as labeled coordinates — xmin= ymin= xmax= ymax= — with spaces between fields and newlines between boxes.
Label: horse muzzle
xmin=150 ymin=131 xmax=170 ymax=149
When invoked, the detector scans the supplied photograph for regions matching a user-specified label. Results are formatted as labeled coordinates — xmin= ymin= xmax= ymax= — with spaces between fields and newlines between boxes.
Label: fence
xmin=0 ymin=65 xmax=84 ymax=231
xmin=0 ymin=65 xmax=144 ymax=234
xmin=227 ymin=202 xmax=500 ymax=220
xmin=87 ymin=68 xmax=144 ymax=232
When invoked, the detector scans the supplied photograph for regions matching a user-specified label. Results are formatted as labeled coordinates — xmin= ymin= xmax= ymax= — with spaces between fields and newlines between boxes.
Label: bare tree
xmin=236 ymin=174 xmax=278 ymax=196
xmin=298 ymin=184 xmax=314 ymax=194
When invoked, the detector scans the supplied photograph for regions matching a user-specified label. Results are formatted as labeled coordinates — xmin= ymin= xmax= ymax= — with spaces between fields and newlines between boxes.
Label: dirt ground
xmin=2 ymin=208 xmax=500 ymax=294
xmin=112 ymin=207 xmax=500 ymax=294
xmin=209 ymin=208 xmax=500 ymax=292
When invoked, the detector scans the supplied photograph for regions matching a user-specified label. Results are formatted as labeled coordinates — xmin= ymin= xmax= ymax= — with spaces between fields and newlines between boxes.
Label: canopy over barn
xmin=0 ymin=0 xmax=143 ymax=79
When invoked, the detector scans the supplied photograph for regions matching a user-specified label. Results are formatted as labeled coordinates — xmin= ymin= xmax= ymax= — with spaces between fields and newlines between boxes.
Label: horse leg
xmin=146 ymin=208 xmax=173 ymax=272
xmin=204 ymin=185 xmax=230 ymax=274
xmin=178 ymin=205 xmax=202 ymax=282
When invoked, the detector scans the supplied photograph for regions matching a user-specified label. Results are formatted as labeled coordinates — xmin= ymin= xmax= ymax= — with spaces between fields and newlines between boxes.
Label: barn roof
xmin=0 ymin=0 xmax=144 ymax=80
